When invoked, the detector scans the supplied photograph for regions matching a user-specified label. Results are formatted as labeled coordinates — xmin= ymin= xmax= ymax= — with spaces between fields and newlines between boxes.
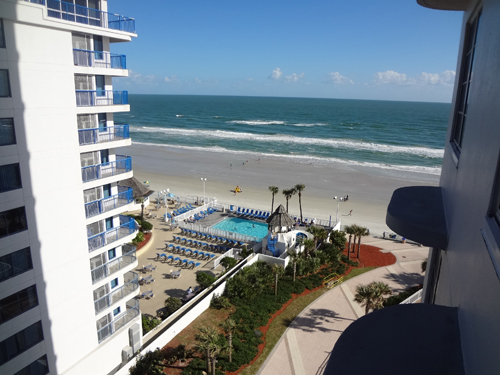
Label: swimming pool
xmin=212 ymin=217 xmax=268 ymax=239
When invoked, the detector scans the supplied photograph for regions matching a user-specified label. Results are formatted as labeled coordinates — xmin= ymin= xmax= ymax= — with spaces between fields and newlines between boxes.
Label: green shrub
xmin=165 ymin=297 xmax=182 ymax=315
xmin=142 ymin=314 xmax=161 ymax=334
xmin=129 ymin=349 xmax=164 ymax=375
xmin=384 ymin=285 xmax=422 ymax=307
xmin=196 ymin=272 xmax=216 ymax=289
xmin=210 ymin=295 xmax=232 ymax=310
xmin=132 ymin=231 xmax=145 ymax=245
xmin=220 ymin=257 xmax=237 ymax=271
xmin=141 ymin=220 xmax=153 ymax=231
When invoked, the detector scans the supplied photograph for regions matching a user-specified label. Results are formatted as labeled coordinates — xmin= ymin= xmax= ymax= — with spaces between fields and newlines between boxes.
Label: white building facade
xmin=0 ymin=1 xmax=141 ymax=374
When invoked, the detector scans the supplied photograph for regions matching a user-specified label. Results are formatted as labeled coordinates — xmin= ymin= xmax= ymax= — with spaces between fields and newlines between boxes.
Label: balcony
xmin=91 ymin=244 xmax=136 ymax=284
xmin=78 ymin=124 xmax=130 ymax=146
xmin=97 ymin=299 xmax=140 ymax=343
xmin=94 ymin=272 xmax=139 ymax=314
xmin=85 ymin=187 xmax=133 ymax=218
xmin=88 ymin=215 xmax=138 ymax=253
xmin=81 ymin=155 xmax=132 ymax=183
xmin=76 ymin=90 xmax=128 ymax=107
xmin=73 ymin=49 xmax=126 ymax=69
xmin=47 ymin=0 xmax=136 ymax=33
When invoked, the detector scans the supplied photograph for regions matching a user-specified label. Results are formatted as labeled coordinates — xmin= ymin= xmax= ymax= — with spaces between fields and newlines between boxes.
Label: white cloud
xmin=164 ymin=75 xmax=178 ymax=83
xmin=419 ymin=70 xmax=456 ymax=85
xmin=246 ymin=78 xmax=254 ymax=82
xmin=326 ymin=72 xmax=353 ymax=85
xmin=269 ymin=67 xmax=282 ymax=80
xmin=284 ymin=72 xmax=305 ymax=83
xmin=374 ymin=70 xmax=411 ymax=85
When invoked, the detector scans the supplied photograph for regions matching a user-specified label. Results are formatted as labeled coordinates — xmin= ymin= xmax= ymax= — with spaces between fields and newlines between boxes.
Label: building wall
xmin=0 ymin=1 xmax=139 ymax=374
xmin=436 ymin=0 xmax=500 ymax=373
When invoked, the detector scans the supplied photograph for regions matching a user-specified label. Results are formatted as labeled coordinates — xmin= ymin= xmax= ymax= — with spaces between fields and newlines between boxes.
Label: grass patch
xmin=343 ymin=266 xmax=378 ymax=282
xmin=239 ymin=266 xmax=378 ymax=375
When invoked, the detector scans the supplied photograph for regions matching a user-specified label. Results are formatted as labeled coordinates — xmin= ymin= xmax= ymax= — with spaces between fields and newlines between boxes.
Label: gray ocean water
xmin=114 ymin=95 xmax=449 ymax=175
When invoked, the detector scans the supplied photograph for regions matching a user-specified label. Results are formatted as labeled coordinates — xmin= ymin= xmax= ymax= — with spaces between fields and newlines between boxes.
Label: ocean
xmin=114 ymin=95 xmax=449 ymax=176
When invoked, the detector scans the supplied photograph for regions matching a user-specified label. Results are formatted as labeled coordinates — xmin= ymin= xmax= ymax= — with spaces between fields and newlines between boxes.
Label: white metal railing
xmin=94 ymin=272 xmax=139 ymax=314
xmin=213 ymin=248 xmax=242 ymax=269
xmin=399 ymin=289 xmax=423 ymax=304
xmin=178 ymin=221 xmax=261 ymax=244
xmin=97 ymin=299 xmax=140 ymax=343
xmin=91 ymin=245 xmax=136 ymax=284
xmin=167 ymin=199 xmax=217 ymax=223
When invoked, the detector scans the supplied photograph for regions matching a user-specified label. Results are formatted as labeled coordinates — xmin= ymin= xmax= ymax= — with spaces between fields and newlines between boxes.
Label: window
xmin=100 ymin=149 xmax=109 ymax=163
xmin=77 ymin=114 xmax=96 ymax=129
xmin=0 ymin=163 xmax=22 ymax=193
xmin=0 ymin=321 xmax=44 ymax=366
xmin=0 ymin=285 xmax=38 ymax=324
xmin=87 ymin=220 xmax=104 ymax=237
xmin=83 ymin=186 xmax=102 ymax=203
xmin=13 ymin=355 xmax=49 ymax=375
xmin=108 ymin=248 xmax=116 ymax=260
xmin=105 ymin=217 xmax=113 ymax=230
xmin=113 ymin=307 xmax=120 ymax=316
xmin=0 ymin=19 xmax=5 ymax=48
xmin=93 ymin=35 xmax=103 ymax=60
xmin=0 ymin=70 xmax=11 ymax=97
xmin=451 ymin=12 xmax=481 ymax=153
xmin=103 ymin=184 xmax=111 ymax=198
xmin=74 ymin=74 xmax=92 ymax=90
xmin=0 ymin=207 xmax=28 ymax=238
xmin=0 ymin=247 xmax=33 ymax=283
xmin=95 ymin=75 xmax=105 ymax=97
xmin=110 ymin=278 xmax=118 ymax=288
xmin=98 ymin=113 xmax=107 ymax=132
xmin=0 ymin=118 xmax=16 ymax=146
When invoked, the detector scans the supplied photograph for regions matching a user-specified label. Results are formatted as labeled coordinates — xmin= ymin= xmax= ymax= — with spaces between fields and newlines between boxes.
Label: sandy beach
xmin=119 ymin=143 xmax=440 ymax=236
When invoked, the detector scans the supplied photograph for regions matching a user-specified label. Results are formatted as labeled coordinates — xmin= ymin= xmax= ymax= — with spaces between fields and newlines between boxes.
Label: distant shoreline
xmin=122 ymin=143 xmax=439 ymax=236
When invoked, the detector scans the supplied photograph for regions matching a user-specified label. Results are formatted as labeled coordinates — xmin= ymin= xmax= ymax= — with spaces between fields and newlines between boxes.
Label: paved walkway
xmin=257 ymin=237 xmax=428 ymax=375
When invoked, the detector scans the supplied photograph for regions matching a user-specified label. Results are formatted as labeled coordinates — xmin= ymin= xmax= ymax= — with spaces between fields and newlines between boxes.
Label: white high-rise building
xmin=0 ymin=1 xmax=141 ymax=374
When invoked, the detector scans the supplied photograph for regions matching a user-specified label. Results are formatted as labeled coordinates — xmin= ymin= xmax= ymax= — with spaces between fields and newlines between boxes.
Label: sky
xmin=109 ymin=0 xmax=463 ymax=103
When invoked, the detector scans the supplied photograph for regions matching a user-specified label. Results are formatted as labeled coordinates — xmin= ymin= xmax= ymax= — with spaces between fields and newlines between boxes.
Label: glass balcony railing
xmin=47 ymin=0 xmax=135 ymax=33
xmin=73 ymin=49 xmax=127 ymax=69
xmin=91 ymin=244 xmax=136 ymax=284
xmin=88 ymin=215 xmax=138 ymax=253
xmin=76 ymin=90 xmax=128 ymax=107
xmin=85 ymin=187 xmax=133 ymax=218
xmin=97 ymin=299 xmax=140 ymax=343
xmin=94 ymin=272 xmax=139 ymax=314
xmin=78 ymin=124 xmax=130 ymax=146
xmin=81 ymin=155 xmax=132 ymax=183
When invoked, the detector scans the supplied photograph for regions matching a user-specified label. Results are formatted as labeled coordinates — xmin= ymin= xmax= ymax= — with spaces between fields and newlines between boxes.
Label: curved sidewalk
xmin=257 ymin=237 xmax=428 ymax=375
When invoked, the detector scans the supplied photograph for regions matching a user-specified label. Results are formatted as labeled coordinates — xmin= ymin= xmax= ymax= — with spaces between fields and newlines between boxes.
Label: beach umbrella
xmin=166 ymin=192 xmax=176 ymax=198
xmin=266 ymin=204 xmax=295 ymax=232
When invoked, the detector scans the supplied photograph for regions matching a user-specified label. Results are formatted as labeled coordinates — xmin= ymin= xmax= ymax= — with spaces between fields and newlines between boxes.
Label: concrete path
xmin=257 ymin=237 xmax=428 ymax=375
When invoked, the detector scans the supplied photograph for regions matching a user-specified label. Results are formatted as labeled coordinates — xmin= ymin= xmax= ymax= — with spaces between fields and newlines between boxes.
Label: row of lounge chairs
xmin=172 ymin=204 xmax=196 ymax=216
xmin=162 ymin=246 xmax=218 ymax=260
xmin=177 ymin=231 xmax=245 ymax=247
xmin=156 ymin=254 xmax=201 ymax=269
xmin=234 ymin=207 xmax=271 ymax=219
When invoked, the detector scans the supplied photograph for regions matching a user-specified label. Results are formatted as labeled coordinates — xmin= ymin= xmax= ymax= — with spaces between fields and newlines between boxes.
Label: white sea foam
xmin=227 ymin=120 xmax=286 ymax=125
xmin=131 ymin=126 xmax=444 ymax=158
xmin=176 ymin=115 xmax=184 ymax=117
xmin=293 ymin=123 xmax=328 ymax=127
xmin=132 ymin=141 xmax=442 ymax=176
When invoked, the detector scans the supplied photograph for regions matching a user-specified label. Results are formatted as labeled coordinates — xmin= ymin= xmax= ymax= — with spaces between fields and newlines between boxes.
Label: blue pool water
xmin=212 ymin=217 xmax=269 ymax=239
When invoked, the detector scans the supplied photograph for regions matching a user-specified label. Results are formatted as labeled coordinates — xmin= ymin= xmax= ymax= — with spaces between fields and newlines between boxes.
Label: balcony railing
xmin=73 ymin=49 xmax=127 ymax=69
xmin=78 ymin=124 xmax=130 ymax=146
xmin=88 ymin=215 xmax=138 ymax=253
xmin=76 ymin=90 xmax=128 ymax=107
xmin=47 ymin=0 xmax=135 ymax=33
xmin=85 ymin=187 xmax=133 ymax=218
xmin=81 ymin=155 xmax=132 ymax=183
xmin=97 ymin=299 xmax=140 ymax=343
xmin=91 ymin=244 xmax=136 ymax=284
xmin=94 ymin=272 xmax=139 ymax=314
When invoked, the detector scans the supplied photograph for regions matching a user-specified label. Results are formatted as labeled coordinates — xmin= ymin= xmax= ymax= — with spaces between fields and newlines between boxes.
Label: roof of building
xmin=119 ymin=177 xmax=155 ymax=198
xmin=266 ymin=204 xmax=296 ymax=228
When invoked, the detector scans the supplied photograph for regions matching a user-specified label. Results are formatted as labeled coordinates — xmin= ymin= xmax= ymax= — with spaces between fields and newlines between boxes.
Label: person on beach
xmin=234 ymin=186 xmax=241 ymax=195
xmin=230 ymin=162 xmax=232 ymax=170
xmin=348 ymin=210 xmax=353 ymax=216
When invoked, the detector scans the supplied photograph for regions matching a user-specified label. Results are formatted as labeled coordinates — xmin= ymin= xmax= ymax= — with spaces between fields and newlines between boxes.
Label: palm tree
xmin=221 ymin=318 xmax=236 ymax=363
xmin=137 ymin=196 xmax=145 ymax=227
xmin=354 ymin=225 xmax=369 ymax=259
xmin=354 ymin=282 xmax=392 ymax=315
xmin=344 ymin=225 xmax=355 ymax=261
xmin=282 ymin=188 xmax=296 ymax=212
xmin=288 ymin=249 xmax=300 ymax=282
xmin=196 ymin=326 xmax=221 ymax=374
xmin=302 ymin=238 xmax=315 ymax=257
xmin=268 ymin=186 xmax=279 ymax=212
xmin=271 ymin=264 xmax=285 ymax=295
xmin=294 ymin=184 xmax=305 ymax=222
xmin=308 ymin=226 xmax=327 ymax=249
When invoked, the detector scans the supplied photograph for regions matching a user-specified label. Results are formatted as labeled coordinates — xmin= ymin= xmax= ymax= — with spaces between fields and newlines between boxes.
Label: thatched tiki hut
xmin=266 ymin=204 xmax=295 ymax=233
